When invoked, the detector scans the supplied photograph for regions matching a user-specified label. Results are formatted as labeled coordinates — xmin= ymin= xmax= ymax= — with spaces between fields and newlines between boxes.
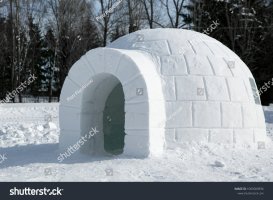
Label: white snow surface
xmin=0 ymin=103 xmax=273 ymax=182
xmin=60 ymin=29 xmax=266 ymax=157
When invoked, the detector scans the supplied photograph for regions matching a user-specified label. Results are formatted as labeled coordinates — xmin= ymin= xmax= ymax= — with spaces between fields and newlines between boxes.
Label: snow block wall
xmin=59 ymin=28 xmax=267 ymax=157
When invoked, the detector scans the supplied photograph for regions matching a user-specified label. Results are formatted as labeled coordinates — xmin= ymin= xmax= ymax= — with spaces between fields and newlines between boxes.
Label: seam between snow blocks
xmin=190 ymin=102 xmax=193 ymax=128
xmin=122 ymin=73 xmax=142 ymax=87
xmin=203 ymin=41 xmax=215 ymax=55
xmin=220 ymin=103 xmax=223 ymax=128
xmin=206 ymin=56 xmax=216 ymax=76
xmin=215 ymin=42 xmax=230 ymax=57
xmin=240 ymin=104 xmax=244 ymax=128
xmin=224 ymin=78 xmax=232 ymax=101
xmin=187 ymin=40 xmax=197 ymax=54
xmin=114 ymin=54 xmax=126 ymax=76
xmin=174 ymin=77 xmax=178 ymax=101
xmin=166 ymin=40 xmax=172 ymax=55
xmin=67 ymin=76 xmax=82 ymax=88
xmin=202 ymin=77 xmax=208 ymax=101
xmin=83 ymin=55 xmax=96 ymax=74
xmin=223 ymin=57 xmax=235 ymax=77
xmin=182 ymin=54 xmax=190 ymax=74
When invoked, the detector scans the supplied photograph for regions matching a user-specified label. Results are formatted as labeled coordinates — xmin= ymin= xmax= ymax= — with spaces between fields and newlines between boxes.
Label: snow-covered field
xmin=0 ymin=103 xmax=273 ymax=182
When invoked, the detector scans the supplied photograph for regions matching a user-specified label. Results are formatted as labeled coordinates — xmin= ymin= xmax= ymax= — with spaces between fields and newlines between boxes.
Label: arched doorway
xmin=59 ymin=48 xmax=166 ymax=157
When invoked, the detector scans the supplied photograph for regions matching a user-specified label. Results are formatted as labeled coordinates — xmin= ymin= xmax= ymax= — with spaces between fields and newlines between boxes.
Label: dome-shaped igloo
xmin=59 ymin=28 xmax=266 ymax=157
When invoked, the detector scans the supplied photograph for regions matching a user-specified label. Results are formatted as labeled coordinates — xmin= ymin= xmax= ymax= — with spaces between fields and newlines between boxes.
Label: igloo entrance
xmin=80 ymin=73 xmax=125 ymax=155
xmin=59 ymin=47 xmax=166 ymax=157
xmin=103 ymin=83 xmax=125 ymax=155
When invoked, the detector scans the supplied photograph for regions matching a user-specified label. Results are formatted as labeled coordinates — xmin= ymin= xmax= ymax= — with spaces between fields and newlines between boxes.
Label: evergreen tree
xmin=43 ymin=28 xmax=58 ymax=102
xmin=26 ymin=16 xmax=46 ymax=97
xmin=0 ymin=14 xmax=13 ymax=100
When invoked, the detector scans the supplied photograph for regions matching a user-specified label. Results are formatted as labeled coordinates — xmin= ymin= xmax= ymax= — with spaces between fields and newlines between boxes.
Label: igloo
xmin=59 ymin=28 xmax=267 ymax=157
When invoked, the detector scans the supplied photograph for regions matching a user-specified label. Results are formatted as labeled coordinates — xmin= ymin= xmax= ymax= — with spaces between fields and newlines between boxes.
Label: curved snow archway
xmin=59 ymin=48 xmax=166 ymax=157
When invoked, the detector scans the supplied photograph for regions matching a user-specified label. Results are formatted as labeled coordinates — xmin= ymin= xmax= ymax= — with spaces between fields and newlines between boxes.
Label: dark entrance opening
xmin=103 ymin=83 xmax=125 ymax=155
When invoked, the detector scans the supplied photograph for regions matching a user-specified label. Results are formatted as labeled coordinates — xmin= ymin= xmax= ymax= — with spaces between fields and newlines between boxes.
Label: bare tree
xmin=160 ymin=0 xmax=187 ymax=28
xmin=47 ymin=0 xmax=100 ymax=92
xmin=141 ymin=0 xmax=164 ymax=28
xmin=125 ymin=0 xmax=144 ymax=33
xmin=95 ymin=0 xmax=116 ymax=46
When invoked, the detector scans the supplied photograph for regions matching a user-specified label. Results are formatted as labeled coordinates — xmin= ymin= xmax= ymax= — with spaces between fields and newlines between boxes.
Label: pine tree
xmin=0 ymin=14 xmax=13 ymax=101
xmin=26 ymin=16 xmax=45 ymax=97
xmin=43 ymin=28 xmax=58 ymax=102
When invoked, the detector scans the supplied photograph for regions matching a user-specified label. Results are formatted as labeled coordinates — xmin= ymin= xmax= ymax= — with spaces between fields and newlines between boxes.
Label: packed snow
xmin=0 ymin=103 xmax=273 ymax=182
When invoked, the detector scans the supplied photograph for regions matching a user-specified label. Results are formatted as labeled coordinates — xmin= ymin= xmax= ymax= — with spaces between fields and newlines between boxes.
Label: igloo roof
xmin=109 ymin=29 xmax=228 ymax=55
xmin=108 ymin=28 xmax=252 ymax=78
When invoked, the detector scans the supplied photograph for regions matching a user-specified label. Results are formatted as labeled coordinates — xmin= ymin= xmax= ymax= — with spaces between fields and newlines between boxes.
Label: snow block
xmin=125 ymin=112 xmax=149 ymax=129
xmin=204 ymin=77 xmax=230 ymax=101
xmin=253 ymin=129 xmax=267 ymax=143
xmin=221 ymin=103 xmax=243 ymax=128
xmin=193 ymin=102 xmax=221 ymax=128
xmin=207 ymin=56 xmax=233 ymax=77
xmin=68 ymin=59 xmax=94 ymax=86
xmin=84 ymin=48 xmax=105 ymax=74
xmin=204 ymin=42 xmax=230 ymax=58
xmin=176 ymin=128 xmax=209 ymax=143
xmin=161 ymin=55 xmax=188 ymax=75
xmin=160 ymin=76 xmax=176 ymax=101
xmin=256 ymin=105 xmax=266 ymax=128
xmin=143 ymin=75 xmax=165 ymax=101
xmin=209 ymin=129 xmax=233 ymax=144
xmin=104 ymin=48 xmax=124 ymax=74
xmin=168 ymin=39 xmax=195 ymax=55
xmin=176 ymin=76 xmax=206 ymax=101
xmin=164 ymin=102 xmax=192 ymax=128
xmin=125 ymin=102 xmax=149 ymax=114
xmin=59 ymin=78 xmax=83 ymax=108
xmin=115 ymin=55 xmax=141 ymax=84
xmin=185 ymin=54 xmax=214 ymax=75
xmin=227 ymin=78 xmax=249 ymax=102
xmin=124 ymin=135 xmax=149 ymax=157
xmin=164 ymin=129 xmax=176 ymax=149
xmin=122 ymin=76 xmax=147 ymax=103
xmin=59 ymin=106 xmax=81 ymax=131
xmin=242 ymin=104 xmax=257 ymax=128
xmin=132 ymin=40 xmax=171 ymax=56
xmin=234 ymin=129 xmax=254 ymax=146
xmin=188 ymin=40 xmax=215 ymax=56
xmin=224 ymin=58 xmax=244 ymax=77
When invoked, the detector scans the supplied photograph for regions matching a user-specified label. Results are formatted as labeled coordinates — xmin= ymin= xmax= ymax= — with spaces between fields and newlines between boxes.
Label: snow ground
xmin=0 ymin=103 xmax=273 ymax=182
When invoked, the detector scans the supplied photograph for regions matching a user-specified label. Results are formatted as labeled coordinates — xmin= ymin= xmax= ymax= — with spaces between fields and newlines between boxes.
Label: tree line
xmin=0 ymin=0 xmax=272 ymax=104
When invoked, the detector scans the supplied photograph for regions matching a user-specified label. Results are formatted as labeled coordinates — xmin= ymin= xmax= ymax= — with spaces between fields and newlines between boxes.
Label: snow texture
xmin=60 ymin=29 xmax=267 ymax=157
xmin=0 ymin=103 xmax=272 ymax=181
